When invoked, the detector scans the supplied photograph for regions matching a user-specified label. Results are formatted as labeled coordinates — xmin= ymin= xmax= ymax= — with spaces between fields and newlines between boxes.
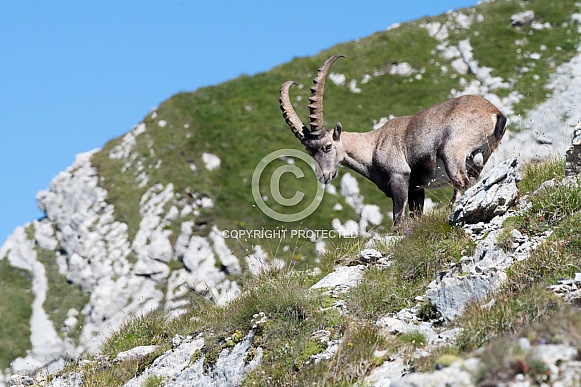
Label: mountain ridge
xmin=2 ymin=0 xmax=581 ymax=384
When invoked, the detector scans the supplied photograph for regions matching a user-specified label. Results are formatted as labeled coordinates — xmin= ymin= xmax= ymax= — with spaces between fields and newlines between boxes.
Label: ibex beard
xmin=280 ymin=55 xmax=507 ymax=225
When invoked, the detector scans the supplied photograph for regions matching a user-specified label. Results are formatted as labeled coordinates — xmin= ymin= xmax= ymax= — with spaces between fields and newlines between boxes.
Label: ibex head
xmin=280 ymin=55 xmax=346 ymax=184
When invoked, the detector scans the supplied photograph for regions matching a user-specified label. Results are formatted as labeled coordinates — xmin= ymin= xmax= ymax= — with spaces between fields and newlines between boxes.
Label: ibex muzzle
xmin=280 ymin=55 xmax=507 ymax=225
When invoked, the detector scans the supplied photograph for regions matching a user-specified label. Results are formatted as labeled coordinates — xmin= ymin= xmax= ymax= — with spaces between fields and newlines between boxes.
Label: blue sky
xmin=0 ymin=1 xmax=478 ymax=244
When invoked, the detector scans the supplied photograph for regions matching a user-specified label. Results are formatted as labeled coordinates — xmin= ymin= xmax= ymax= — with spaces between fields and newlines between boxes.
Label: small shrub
xmin=296 ymin=339 xmax=326 ymax=367
xmin=143 ymin=375 xmax=165 ymax=387
xmin=398 ymin=331 xmax=427 ymax=349
xmin=417 ymin=301 xmax=439 ymax=321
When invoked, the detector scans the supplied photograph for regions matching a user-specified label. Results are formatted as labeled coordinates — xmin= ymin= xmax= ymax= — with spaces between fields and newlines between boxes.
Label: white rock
xmin=147 ymin=231 xmax=173 ymax=263
xmin=349 ymin=79 xmax=361 ymax=93
xmin=202 ymin=152 xmax=221 ymax=171
xmin=360 ymin=248 xmax=382 ymax=262
xmin=426 ymin=271 xmax=507 ymax=321
xmin=511 ymin=10 xmax=535 ymax=27
xmin=389 ymin=62 xmax=416 ymax=76
xmin=34 ymin=219 xmax=58 ymax=251
xmin=340 ymin=173 xmax=363 ymax=213
xmin=329 ymin=73 xmax=346 ymax=86
xmin=114 ymin=345 xmax=159 ymax=362
xmin=311 ymin=265 xmax=364 ymax=290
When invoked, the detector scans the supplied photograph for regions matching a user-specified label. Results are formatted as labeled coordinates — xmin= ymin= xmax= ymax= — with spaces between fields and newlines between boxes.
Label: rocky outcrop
xmin=511 ymin=10 xmax=535 ymax=27
xmin=8 ymin=129 xmax=581 ymax=387
xmin=4 ymin=3 xmax=581 ymax=385
xmin=0 ymin=126 xmax=245 ymax=378
xmin=121 ymin=332 xmax=261 ymax=387
xmin=449 ymin=156 xmax=521 ymax=225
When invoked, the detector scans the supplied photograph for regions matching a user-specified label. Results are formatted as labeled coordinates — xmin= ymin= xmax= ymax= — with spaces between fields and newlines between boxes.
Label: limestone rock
xmin=123 ymin=332 xmax=261 ymax=387
xmin=311 ymin=265 xmax=364 ymax=291
xmin=449 ymin=156 xmax=521 ymax=225
xmin=426 ymin=270 xmax=507 ymax=321
xmin=511 ymin=10 xmax=534 ymax=26
xmin=566 ymin=122 xmax=581 ymax=177
xmin=114 ymin=345 xmax=159 ymax=362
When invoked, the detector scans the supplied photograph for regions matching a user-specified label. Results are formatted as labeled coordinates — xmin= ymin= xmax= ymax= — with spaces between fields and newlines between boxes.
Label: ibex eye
xmin=323 ymin=144 xmax=332 ymax=152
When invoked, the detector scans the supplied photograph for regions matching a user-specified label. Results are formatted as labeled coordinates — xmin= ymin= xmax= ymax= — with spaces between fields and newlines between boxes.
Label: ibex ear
xmin=333 ymin=122 xmax=342 ymax=141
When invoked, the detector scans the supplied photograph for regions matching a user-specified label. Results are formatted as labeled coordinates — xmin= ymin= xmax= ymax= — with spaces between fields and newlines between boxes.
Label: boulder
xmin=449 ymin=156 xmax=521 ymax=225
xmin=426 ymin=270 xmax=507 ymax=321
xmin=511 ymin=10 xmax=535 ymax=26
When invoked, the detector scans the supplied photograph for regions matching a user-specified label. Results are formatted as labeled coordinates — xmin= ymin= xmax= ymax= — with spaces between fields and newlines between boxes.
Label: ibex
xmin=280 ymin=55 xmax=507 ymax=225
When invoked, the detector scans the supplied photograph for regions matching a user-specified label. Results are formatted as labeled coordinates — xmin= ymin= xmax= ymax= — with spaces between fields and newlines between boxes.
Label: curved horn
xmin=308 ymin=54 xmax=346 ymax=132
xmin=280 ymin=81 xmax=308 ymax=140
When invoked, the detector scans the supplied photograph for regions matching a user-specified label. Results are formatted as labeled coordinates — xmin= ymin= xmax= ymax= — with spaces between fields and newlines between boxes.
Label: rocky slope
xmin=2 ymin=0 xmax=581 ymax=384
xmin=11 ymin=137 xmax=581 ymax=386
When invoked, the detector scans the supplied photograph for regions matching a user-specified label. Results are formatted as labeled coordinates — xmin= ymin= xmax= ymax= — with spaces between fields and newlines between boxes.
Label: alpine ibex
xmin=280 ymin=55 xmax=507 ymax=224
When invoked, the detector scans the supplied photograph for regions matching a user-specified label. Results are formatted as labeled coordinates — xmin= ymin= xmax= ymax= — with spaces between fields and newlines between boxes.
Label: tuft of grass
xmin=230 ymin=271 xmax=335 ymax=384
xmin=398 ymin=331 xmax=427 ymax=349
xmin=349 ymin=210 xmax=474 ymax=319
xmin=518 ymin=157 xmax=566 ymax=194
xmin=81 ymin=350 xmax=164 ymax=387
xmin=503 ymin=177 xmax=581 ymax=236
xmin=391 ymin=211 xmax=474 ymax=283
xmin=318 ymin=235 xmax=373 ymax=272
xmin=297 ymin=322 xmax=388 ymax=386
xmin=143 ymin=374 xmax=165 ymax=387
xmin=100 ymin=310 xmax=170 ymax=358
xmin=498 ymin=157 xmax=572 ymax=247
xmin=455 ymin=286 xmax=560 ymax=352
xmin=474 ymin=306 xmax=581 ymax=385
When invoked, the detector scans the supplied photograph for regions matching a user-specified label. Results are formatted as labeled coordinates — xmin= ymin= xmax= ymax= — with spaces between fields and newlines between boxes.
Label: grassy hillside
xmin=3 ymin=0 xmax=581 ymax=377
xmin=92 ymin=0 xmax=580 ymax=263
xmin=57 ymin=156 xmax=581 ymax=386
xmin=0 ymin=259 xmax=33 ymax=370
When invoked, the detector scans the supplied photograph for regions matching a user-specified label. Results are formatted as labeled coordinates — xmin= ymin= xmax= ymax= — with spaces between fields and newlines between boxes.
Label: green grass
xmin=518 ymin=157 xmax=566 ymax=194
xmin=348 ymin=210 xmax=474 ymax=319
xmin=17 ymin=0 xmax=581 ymax=383
xmin=465 ymin=0 xmax=581 ymax=116
xmin=504 ymin=177 xmax=580 ymax=236
xmin=54 ymin=160 xmax=581 ymax=385
xmin=100 ymin=310 xmax=172 ymax=358
xmin=90 ymin=0 xmax=580 ymax=267
xmin=454 ymin=211 xmax=581 ymax=355
xmin=0 ymin=258 xmax=34 ymax=370
xmin=473 ymin=306 xmax=581 ymax=385
xmin=35 ymin=246 xmax=89 ymax=342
